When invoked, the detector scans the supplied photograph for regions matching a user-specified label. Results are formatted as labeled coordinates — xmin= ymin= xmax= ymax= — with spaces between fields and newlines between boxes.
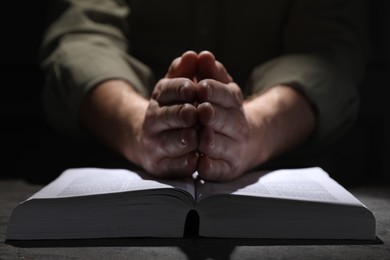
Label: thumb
xmin=198 ymin=51 xmax=233 ymax=83
xmin=166 ymin=51 xmax=198 ymax=79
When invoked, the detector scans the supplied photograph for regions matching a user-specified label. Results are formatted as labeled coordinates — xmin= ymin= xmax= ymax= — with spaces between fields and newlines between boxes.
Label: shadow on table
xmin=6 ymin=237 xmax=382 ymax=248
xmin=6 ymin=237 xmax=382 ymax=250
xmin=6 ymin=237 xmax=383 ymax=259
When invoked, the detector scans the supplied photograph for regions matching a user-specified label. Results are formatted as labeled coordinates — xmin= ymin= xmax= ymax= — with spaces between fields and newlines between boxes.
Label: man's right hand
xmin=80 ymin=51 xmax=200 ymax=178
xmin=138 ymin=77 xmax=199 ymax=177
xmin=137 ymin=51 xmax=199 ymax=177
xmin=140 ymin=51 xmax=201 ymax=177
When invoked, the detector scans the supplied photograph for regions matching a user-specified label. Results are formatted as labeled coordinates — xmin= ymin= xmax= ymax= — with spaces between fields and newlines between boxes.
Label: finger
xmin=153 ymin=78 xmax=197 ymax=104
xmin=197 ymin=102 xmax=245 ymax=137
xmin=198 ymin=51 xmax=233 ymax=83
xmin=155 ymin=128 xmax=198 ymax=157
xmin=146 ymin=101 xmax=197 ymax=133
xmin=198 ymin=127 xmax=236 ymax=162
xmin=197 ymin=155 xmax=234 ymax=182
xmin=197 ymin=102 xmax=215 ymax=126
xmin=198 ymin=127 xmax=227 ymax=159
xmin=155 ymin=152 xmax=199 ymax=178
xmin=197 ymin=80 xmax=243 ymax=108
xmin=166 ymin=50 xmax=198 ymax=79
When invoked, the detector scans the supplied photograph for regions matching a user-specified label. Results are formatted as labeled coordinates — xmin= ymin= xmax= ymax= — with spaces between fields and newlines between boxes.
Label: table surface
xmin=1 ymin=180 xmax=389 ymax=260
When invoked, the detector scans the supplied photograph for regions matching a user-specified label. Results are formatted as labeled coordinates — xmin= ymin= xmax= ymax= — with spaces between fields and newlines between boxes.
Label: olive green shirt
xmin=40 ymin=0 xmax=367 ymax=147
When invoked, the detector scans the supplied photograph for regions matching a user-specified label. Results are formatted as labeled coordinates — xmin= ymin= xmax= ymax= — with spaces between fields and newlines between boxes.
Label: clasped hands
xmin=82 ymin=51 xmax=315 ymax=182
xmin=138 ymin=51 xmax=254 ymax=181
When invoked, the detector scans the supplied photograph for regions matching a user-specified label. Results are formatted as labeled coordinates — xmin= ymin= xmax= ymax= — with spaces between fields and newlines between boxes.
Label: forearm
xmin=243 ymin=85 xmax=316 ymax=169
xmin=248 ymin=0 xmax=365 ymax=144
xmin=80 ymin=80 xmax=148 ymax=165
xmin=40 ymin=0 xmax=153 ymax=137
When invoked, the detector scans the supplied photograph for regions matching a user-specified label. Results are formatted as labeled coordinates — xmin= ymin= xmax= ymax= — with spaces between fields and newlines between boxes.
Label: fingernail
xmin=208 ymin=159 xmax=213 ymax=170
xmin=180 ymin=130 xmax=187 ymax=146
xmin=205 ymin=82 xmax=212 ymax=99
xmin=201 ymin=81 xmax=212 ymax=100
xmin=207 ymin=85 xmax=212 ymax=99
xmin=209 ymin=129 xmax=215 ymax=146
xmin=180 ymin=82 xmax=187 ymax=100
xmin=183 ymin=155 xmax=188 ymax=167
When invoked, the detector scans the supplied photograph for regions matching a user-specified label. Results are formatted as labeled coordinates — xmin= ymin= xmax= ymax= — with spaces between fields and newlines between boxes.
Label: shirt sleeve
xmin=40 ymin=0 xmax=154 ymax=138
xmin=248 ymin=0 xmax=368 ymax=145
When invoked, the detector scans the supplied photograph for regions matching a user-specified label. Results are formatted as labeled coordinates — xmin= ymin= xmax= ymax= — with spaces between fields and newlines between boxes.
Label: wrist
xmin=80 ymin=79 xmax=148 ymax=165
xmin=243 ymin=85 xmax=316 ymax=167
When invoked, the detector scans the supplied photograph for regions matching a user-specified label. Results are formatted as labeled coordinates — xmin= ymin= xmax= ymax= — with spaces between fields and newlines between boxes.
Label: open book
xmin=6 ymin=167 xmax=376 ymax=240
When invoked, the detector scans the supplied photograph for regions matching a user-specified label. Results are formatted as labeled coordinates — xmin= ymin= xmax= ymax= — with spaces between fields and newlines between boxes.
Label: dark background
xmin=0 ymin=1 xmax=389 ymax=186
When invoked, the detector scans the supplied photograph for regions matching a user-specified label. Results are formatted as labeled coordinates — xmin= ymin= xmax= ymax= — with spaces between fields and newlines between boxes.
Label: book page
xmin=29 ymin=168 xmax=195 ymax=199
xmin=197 ymin=167 xmax=362 ymax=206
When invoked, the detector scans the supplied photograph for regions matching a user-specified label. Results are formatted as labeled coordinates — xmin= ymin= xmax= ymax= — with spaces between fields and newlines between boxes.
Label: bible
xmin=6 ymin=167 xmax=376 ymax=240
